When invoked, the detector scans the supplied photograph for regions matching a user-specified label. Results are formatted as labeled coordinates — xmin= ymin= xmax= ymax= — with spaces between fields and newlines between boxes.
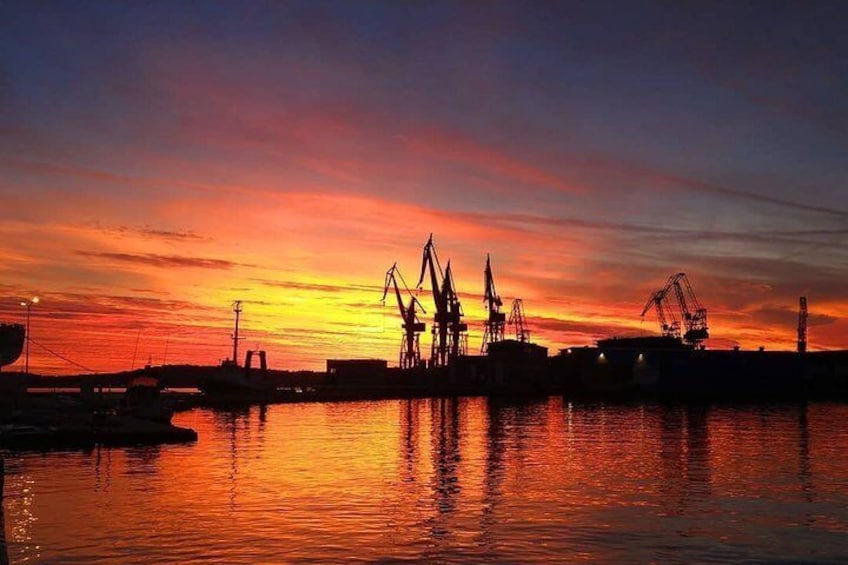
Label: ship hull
xmin=558 ymin=340 xmax=810 ymax=400
xmin=0 ymin=323 xmax=25 ymax=368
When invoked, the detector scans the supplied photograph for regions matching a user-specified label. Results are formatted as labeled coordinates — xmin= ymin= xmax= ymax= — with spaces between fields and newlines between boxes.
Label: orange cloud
xmin=3 ymin=36 xmax=847 ymax=374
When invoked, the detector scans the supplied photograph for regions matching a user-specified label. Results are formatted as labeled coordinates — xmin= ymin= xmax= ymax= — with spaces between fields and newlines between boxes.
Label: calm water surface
xmin=2 ymin=399 xmax=848 ymax=563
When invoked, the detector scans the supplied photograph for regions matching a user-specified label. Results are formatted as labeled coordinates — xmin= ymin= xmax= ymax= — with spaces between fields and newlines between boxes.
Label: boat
xmin=199 ymin=302 xmax=277 ymax=399
xmin=118 ymin=373 xmax=174 ymax=424
xmin=200 ymin=355 xmax=274 ymax=395
xmin=0 ymin=324 xmax=25 ymax=368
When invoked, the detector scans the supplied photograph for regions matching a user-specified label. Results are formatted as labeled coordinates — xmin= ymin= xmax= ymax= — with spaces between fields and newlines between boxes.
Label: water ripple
xmin=2 ymin=400 xmax=848 ymax=563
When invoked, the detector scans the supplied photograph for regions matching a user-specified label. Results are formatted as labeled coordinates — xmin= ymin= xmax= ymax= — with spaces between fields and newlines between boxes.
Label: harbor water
xmin=2 ymin=399 xmax=848 ymax=563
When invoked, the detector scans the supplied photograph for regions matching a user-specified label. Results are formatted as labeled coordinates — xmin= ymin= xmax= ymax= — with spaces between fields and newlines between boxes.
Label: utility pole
xmin=798 ymin=296 xmax=808 ymax=353
xmin=20 ymin=297 xmax=39 ymax=375
xmin=232 ymin=300 xmax=243 ymax=366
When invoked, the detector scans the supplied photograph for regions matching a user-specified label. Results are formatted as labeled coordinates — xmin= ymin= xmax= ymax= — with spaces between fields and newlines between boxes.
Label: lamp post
xmin=20 ymin=297 xmax=39 ymax=375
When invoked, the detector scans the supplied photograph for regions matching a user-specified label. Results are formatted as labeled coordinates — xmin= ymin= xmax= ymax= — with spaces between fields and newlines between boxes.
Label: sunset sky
xmin=2 ymin=2 xmax=847 ymax=374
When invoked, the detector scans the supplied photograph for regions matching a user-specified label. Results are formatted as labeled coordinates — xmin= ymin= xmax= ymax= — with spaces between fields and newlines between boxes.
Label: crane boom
xmin=416 ymin=234 xmax=445 ymax=313
xmin=640 ymin=272 xmax=707 ymax=344
xmin=382 ymin=263 xmax=406 ymax=316
xmin=640 ymin=291 xmax=660 ymax=318
xmin=641 ymin=289 xmax=681 ymax=339
xmin=382 ymin=263 xmax=426 ymax=369
xmin=668 ymin=273 xmax=708 ymax=344
xmin=415 ymin=235 xmax=467 ymax=366
xmin=482 ymin=254 xmax=506 ymax=353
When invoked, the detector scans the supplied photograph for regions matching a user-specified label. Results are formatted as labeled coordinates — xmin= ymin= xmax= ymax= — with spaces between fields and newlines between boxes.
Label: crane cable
xmin=26 ymin=336 xmax=99 ymax=373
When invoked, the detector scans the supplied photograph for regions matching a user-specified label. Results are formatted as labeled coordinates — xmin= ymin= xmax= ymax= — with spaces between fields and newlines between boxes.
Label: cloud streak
xmin=75 ymin=251 xmax=247 ymax=270
xmin=252 ymin=278 xmax=383 ymax=294
xmin=2 ymin=3 xmax=848 ymax=372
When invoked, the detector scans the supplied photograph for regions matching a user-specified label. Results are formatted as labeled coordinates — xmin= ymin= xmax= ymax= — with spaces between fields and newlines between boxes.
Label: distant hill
xmin=9 ymin=365 xmax=328 ymax=389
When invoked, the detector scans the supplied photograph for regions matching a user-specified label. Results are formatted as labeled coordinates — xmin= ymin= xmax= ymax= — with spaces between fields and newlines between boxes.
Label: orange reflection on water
xmin=2 ymin=400 xmax=848 ymax=563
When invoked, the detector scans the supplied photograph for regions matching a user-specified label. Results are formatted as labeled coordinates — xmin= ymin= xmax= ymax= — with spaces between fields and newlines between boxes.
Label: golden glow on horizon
xmin=1 ymin=203 xmax=844 ymax=376
xmin=2 ymin=121 xmax=845 ymax=375
xmin=2 ymin=3 xmax=847 ymax=376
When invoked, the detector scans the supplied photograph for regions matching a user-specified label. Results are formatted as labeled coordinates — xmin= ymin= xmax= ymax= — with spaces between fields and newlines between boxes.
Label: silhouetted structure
xmin=798 ymin=296 xmax=808 ymax=353
xmin=555 ymin=336 xmax=814 ymax=400
xmin=482 ymin=254 xmax=506 ymax=353
xmin=230 ymin=300 xmax=244 ymax=367
xmin=507 ymin=299 xmax=530 ymax=343
xmin=200 ymin=349 xmax=270 ymax=396
xmin=326 ymin=359 xmax=388 ymax=387
xmin=0 ymin=457 xmax=6 ymax=565
xmin=641 ymin=289 xmax=681 ymax=339
xmin=19 ymin=297 xmax=38 ymax=375
xmin=641 ymin=273 xmax=708 ymax=346
xmin=487 ymin=339 xmax=548 ymax=386
xmin=0 ymin=324 xmax=24 ymax=370
xmin=382 ymin=263 xmax=426 ymax=369
xmin=416 ymin=234 xmax=467 ymax=367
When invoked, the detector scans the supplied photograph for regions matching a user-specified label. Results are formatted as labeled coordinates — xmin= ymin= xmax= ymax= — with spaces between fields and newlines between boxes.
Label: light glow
xmin=1 ymin=4 xmax=846 ymax=374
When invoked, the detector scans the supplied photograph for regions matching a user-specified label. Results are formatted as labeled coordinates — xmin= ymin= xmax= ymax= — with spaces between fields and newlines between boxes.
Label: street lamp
xmin=20 ymin=297 xmax=39 ymax=375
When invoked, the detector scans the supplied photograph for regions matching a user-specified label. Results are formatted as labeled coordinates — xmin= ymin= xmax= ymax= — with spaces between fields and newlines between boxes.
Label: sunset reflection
xmin=3 ymin=400 xmax=848 ymax=562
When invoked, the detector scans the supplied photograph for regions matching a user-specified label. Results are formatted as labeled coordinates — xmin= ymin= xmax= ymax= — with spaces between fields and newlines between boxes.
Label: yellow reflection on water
xmin=3 ymin=401 xmax=848 ymax=563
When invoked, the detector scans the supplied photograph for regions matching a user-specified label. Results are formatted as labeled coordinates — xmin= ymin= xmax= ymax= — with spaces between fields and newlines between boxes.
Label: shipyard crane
xmin=416 ymin=234 xmax=467 ymax=367
xmin=441 ymin=261 xmax=468 ymax=361
xmin=481 ymin=254 xmax=506 ymax=353
xmin=640 ymin=290 xmax=682 ymax=339
xmin=508 ymin=298 xmax=530 ymax=342
xmin=798 ymin=296 xmax=808 ymax=353
xmin=382 ymin=263 xmax=426 ymax=369
xmin=667 ymin=273 xmax=709 ymax=344
xmin=640 ymin=272 xmax=708 ymax=345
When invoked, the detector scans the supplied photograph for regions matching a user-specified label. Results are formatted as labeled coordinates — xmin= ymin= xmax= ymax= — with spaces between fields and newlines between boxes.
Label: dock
xmin=0 ymin=381 xmax=198 ymax=451
xmin=0 ymin=419 xmax=197 ymax=451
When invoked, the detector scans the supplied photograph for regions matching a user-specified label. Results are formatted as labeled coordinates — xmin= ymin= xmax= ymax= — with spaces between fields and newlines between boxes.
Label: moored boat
xmin=0 ymin=324 xmax=25 ymax=368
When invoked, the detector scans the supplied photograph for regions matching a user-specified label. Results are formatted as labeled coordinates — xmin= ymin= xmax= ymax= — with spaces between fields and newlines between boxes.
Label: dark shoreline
xmin=4 ymin=345 xmax=848 ymax=405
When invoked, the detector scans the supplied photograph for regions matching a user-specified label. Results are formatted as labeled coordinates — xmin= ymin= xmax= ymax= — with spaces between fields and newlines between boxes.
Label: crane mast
xmin=482 ymin=254 xmax=506 ymax=353
xmin=798 ymin=296 xmax=808 ymax=353
xmin=508 ymin=299 xmax=530 ymax=342
xmin=416 ymin=234 xmax=467 ymax=367
xmin=382 ymin=263 xmax=426 ymax=369
xmin=442 ymin=261 xmax=468 ymax=361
